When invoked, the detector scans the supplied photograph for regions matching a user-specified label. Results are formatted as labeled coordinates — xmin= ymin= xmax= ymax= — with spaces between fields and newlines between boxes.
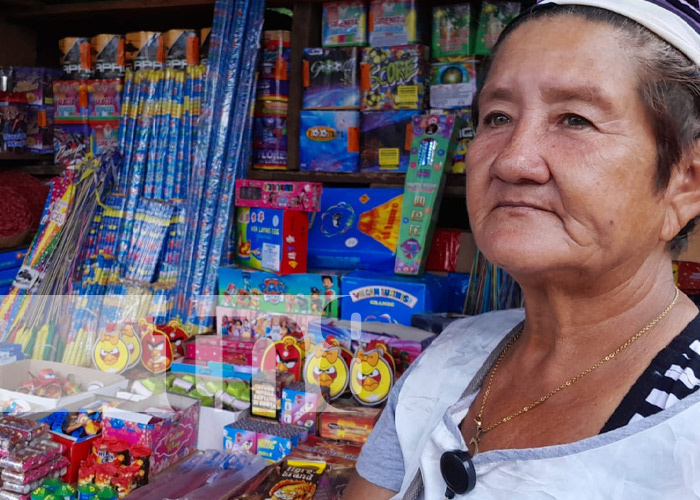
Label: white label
xmin=430 ymin=83 xmax=476 ymax=110
xmin=262 ymin=243 xmax=281 ymax=272
xmin=173 ymin=379 xmax=194 ymax=392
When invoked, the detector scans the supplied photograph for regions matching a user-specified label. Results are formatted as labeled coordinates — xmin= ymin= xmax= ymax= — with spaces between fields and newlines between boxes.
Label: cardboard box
xmin=91 ymin=34 xmax=126 ymax=79
xmin=281 ymin=382 xmax=329 ymax=435
xmin=426 ymin=228 xmax=477 ymax=273
xmin=223 ymin=414 xmax=308 ymax=462
xmin=198 ymin=406 xmax=243 ymax=451
xmin=12 ymin=67 xmax=63 ymax=107
xmin=450 ymin=110 xmax=475 ymax=174
xmin=319 ymin=401 xmax=381 ymax=444
xmin=218 ymin=267 xmax=341 ymax=317
xmin=126 ymin=31 xmax=165 ymax=70
xmin=0 ymin=360 xmax=126 ymax=411
xmin=26 ymin=106 xmax=54 ymax=154
xmin=369 ymin=0 xmax=421 ymax=47
xmin=88 ymin=79 xmax=123 ymax=119
xmin=90 ymin=120 xmax=119 ymax=156
xmin=235 ymin=179 xmax=322 ymax=212
xmin=360 ymin=45 xmax=429 ymax=111
xmin=474 ymin=1 xmax=521 ymax=55
xmin=53 ymin=81 xmax=89 ymax=122
xmin=360 ymin=110 xmax=418 ymax=172
xmin=235 ymin=207 xmax=309 ymax=274
xmin=308 ymin=187 xmax=404 ymax=271
xmin=102 ymin=393 xmax=199 ymax=475
xmin=430 ymin=59 xmax=478 ymax=110
xmin=340 ymin=271 xmax=447 ymax=326
xmin=300 ymin=111 xmax=360 ymax=172
xmin=215 ymin=307 xmax=319 ymax=343
xmin=303 ymin=47 xmax=360 ymax=110
xmin=54 ymin=122 xmax=90 ymax=167
xmin=0 ymin=247 xmax=27 ymax=271
xmin=186 ymin=334 xmax=257 ymax=366
xmin=322 ymin=1 xmax=368 ymax=47
xmin=432 ymin=4 xmax=471 ymax=58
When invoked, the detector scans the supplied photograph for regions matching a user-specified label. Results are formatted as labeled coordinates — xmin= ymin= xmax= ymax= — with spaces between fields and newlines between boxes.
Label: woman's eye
xmin=561 ymin=114 xmax=592 ymax=128
xmin=483 ymin=113 xmax=511 ymax=128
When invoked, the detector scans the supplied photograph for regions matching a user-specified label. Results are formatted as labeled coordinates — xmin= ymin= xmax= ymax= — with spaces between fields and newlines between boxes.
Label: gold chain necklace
xmin=469 ymin=287 xmax=681 ymax=456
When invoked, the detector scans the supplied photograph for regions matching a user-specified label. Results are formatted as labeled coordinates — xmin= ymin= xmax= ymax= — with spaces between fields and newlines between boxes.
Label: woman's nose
xmin=490 ymin=120 xmax=551 ymax=185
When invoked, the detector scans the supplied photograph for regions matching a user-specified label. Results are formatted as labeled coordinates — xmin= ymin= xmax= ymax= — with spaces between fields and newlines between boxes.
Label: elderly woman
xmin=343 ymin=1 xmax=700 ymax=498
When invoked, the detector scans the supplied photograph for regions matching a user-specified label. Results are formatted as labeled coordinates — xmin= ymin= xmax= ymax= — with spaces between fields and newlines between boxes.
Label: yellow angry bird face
xmin=350 ymin=348 xmax=393 ymax=406
xmin=92 ymin=324 xmax=130 ymax=374
xmin=121 ymin=325 xmax=142 ymax=369
xmin=304 ymin=343 xmax=348 ymax=400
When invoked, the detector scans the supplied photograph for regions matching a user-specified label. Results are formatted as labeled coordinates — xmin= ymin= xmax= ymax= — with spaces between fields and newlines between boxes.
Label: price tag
xmin=379 ymin=148 xmax=400 ymax=168
xmin=396 ymin=85 xmax=419 ymax=104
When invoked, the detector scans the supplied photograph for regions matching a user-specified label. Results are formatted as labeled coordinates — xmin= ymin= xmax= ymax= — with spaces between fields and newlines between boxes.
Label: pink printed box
xmin=235 ymin=179 xmax=323 ymax=212
xmin=102 ymin=393 xmax=199 ymax=475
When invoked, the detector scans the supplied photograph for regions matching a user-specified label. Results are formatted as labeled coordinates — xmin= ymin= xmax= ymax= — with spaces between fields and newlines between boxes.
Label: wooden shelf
xmin=246 ymin=170 xmax=467 ymax=197
xmin=0 ymin=152 xmax=53 ymax=162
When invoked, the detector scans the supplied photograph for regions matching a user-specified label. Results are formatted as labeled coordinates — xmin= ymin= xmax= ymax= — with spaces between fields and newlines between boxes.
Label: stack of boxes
xmin=11 ymin=68 xmax=62 ymax=155
xmin=253 ymin=31 xmax=291 ymax=170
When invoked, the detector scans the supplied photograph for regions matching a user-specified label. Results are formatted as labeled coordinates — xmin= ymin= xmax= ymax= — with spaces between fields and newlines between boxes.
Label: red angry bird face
xmin=159 ymin=320 xmax=189 ymax=357
xmin=141 ymin=330 xmax=173 ymax=373
xmin=260 ymin=336 xmax=303 ymax=381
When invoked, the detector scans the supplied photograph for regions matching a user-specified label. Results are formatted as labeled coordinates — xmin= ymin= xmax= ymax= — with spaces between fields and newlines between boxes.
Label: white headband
xmin=537 ymin=0 xmax=700 ymax=67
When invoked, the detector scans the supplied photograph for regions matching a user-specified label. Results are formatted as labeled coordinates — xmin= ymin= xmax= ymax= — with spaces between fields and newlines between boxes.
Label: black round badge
xmin=440 ymin=450 xmax=477 ymax=498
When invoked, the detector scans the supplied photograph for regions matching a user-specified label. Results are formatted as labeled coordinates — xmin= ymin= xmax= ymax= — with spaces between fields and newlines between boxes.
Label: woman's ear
xmin=662 ymin=142 xmax=700 ymax=242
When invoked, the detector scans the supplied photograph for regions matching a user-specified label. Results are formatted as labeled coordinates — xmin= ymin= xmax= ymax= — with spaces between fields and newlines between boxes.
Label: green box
xmin=395 ymin=114 xmax=458 ymax=276
xmin=474 ymin=1 xmax=521 ymax=55
xmin=432 ymin=4 xmax=472 ymax=59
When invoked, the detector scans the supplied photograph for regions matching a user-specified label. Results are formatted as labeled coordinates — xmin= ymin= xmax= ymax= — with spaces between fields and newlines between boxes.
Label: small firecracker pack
xmin=319 ymin=400 xmax=382 ymax=444
xmin=125 ymin=31 xmax=165 ymax=70
xmin=340 ymin=270 xmax=447 ymax=326
xmin=102 ymin=393 xmax=199 ymax=475
xmin=26 ymin=106 xmax=54 ymax=154
xmin=87 ymin=80 xmax=123 ymax=120
xmin=164 ymin=29 xmax=200 ymax=68
xmin=322 ymin=0 xmax=368 ymax=47
xmin=303 ymin=47 xmax=360 ymax=110
xmin=53 ymin=80 xmax=88 ymax=122
xmin=256 ymin=30 xmax=291 ymax=102
xmin=91 ymin=34 xmax=126 ymax=79
xmin=308 ymin=187 xmax=404 ymax=271
xmin=185 ymin=334 xmax=257 ymax=367
xmin=11 ymin=67 xmax=63 ymax=107
xmin=369 ymin=0 xmax=421 ymax=47
xmin=235 ymin=179 xmax=322 ymax=212
xmin=281 ymin=382 xmax=330 ymax=435
xmin=224 ymin=414 xmax=308 ymax=462
xmin=300 ymin=111 xmax=360 ymax=172
xmin=235 ymin=207 xmax=309 ymax=274
xmin=165 ymin=372 xmax=251 ymax=413
xmin=253 ymin=113 xmax=287 ymax=151
xmin=360 ymin=45 xmax=429 ymax=111
xmin=448 ymin=109 xmax=475 ymax=174
xmin=360 ymin=110 xmax=418 ymax=172
xmin=251 ymin=370 xmax=296 ymax=419
xmin=90 ymin=120 xmax=120 ymax=157
xmin=218 ymin=267 xmax=341 ymax=317
xmin=54 ymin=122 xmax=90 ymax=167
xmin=432 ymin=4 xmax=472 ymax=58
xmin=474 ymin=1 xmax=522 ymax=55
xmin=395 ymin=114 xmax=459 ymax=275
xmin=430 ymin=59 xmax=478 ymax=110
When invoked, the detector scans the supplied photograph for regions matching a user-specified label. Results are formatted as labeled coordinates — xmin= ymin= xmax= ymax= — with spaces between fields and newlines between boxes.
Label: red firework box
xmin=102 ymin=393 xmax=199 ymax=476
xmin=235 ymin=179 xmax=323 ymax=212
xmin=185 ymin=334 xmax=257 ymax=367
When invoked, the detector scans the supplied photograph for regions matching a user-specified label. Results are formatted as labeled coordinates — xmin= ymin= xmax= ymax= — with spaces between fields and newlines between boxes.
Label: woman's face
xmin=467 ymin=16 xmax=669 ymax=282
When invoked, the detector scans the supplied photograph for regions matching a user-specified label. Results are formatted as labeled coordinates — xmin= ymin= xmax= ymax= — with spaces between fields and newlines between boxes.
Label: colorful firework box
xmin=360 ymin=110 xmax=418 ymax=172
xmin=253 ymin=147 xmax=288 ymax=170
xmin=11 ymin=67 xmax=63 ymax=107
xmin=91 ymin=34 xmax=126 ymax=79
xmin=281 ymin=382 xmax=329 ymax=435
xmin=90 ymin=120 xmax=120 ymax=156
xmin=54 ymin=123 xmax=90 ymax=167
xmin=53 ymin=80 xmax=88 ymax=121
xmin=88 ymin=79 xmax=123 ymax=119
xmin=235 ymin=179 xmax=323 ymax=212
xmin=164 ymin=29 xmax=200 ymax=68
xmin=322 ymin=0 xmax=368 ymax=47
xmin=253 ymin=114 xmax=287 ymax=150
xmin=26 ymin=105 xmax=54 ymax=154
xmin=59 ymin=37 xmax=93 ymax=78
xmin=432 ymin=4 xmax=472 ymax=58
xmin=0 ymin=247 xmax=27 ymax=271
xmin=223 ymin=416 xmax=308 ymax=462
xmin=256 ymin=31 xmax=291 ymax=102
xmin=185 ymin=334 xmax=256 ymax=366
xmin=395 ymin=114 xmax=458 ymax=275
xmin=235 ymin=207 xmax=309 ymax=274
xmin=218 ymin=267 xmax=341 ymax=317
xmin=125 ymin=31 xmax=165 ymax=70
xmin=360 ymin=45 xmax=429 ymax=111
xmin=369 ymin=0 xmax=421 ymax=47
xmin=308 ymin=187 xmax=404 ymax=271
xmin=474 ymin=1 xmax=521 ymax=55
xmin=340 ymin=271 xmax=446 ymax=326
xmin=303 ymin=47 xmax=360 ymax=110
xmin=430 ymin=59 xmax=477 ymax=110
xmin=450 ymin=110 xmax=474 ymax=174
xmin=300 ymin=111 xmax=360 ymax=172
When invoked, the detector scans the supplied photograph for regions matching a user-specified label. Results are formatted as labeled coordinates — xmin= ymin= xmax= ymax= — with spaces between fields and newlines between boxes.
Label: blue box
xmin=360 ymin=110 xmax=419 ymax=172
xmin=218 ymin=267 xmax=342 ymax=317
xmin=0 ymin=248 xmax=26 ymax=271
xmin=432 ymin=272 xmax=470 ymax=313
xmin=300 ymin=111 xmax=360 ymax=172
xmin=340 ymin=271 xmax=447 ymax=325
xmin=0 ymin=267 xmax=18 ymax=288
xmin=308 ymin=187 xmax=404 ymax=271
